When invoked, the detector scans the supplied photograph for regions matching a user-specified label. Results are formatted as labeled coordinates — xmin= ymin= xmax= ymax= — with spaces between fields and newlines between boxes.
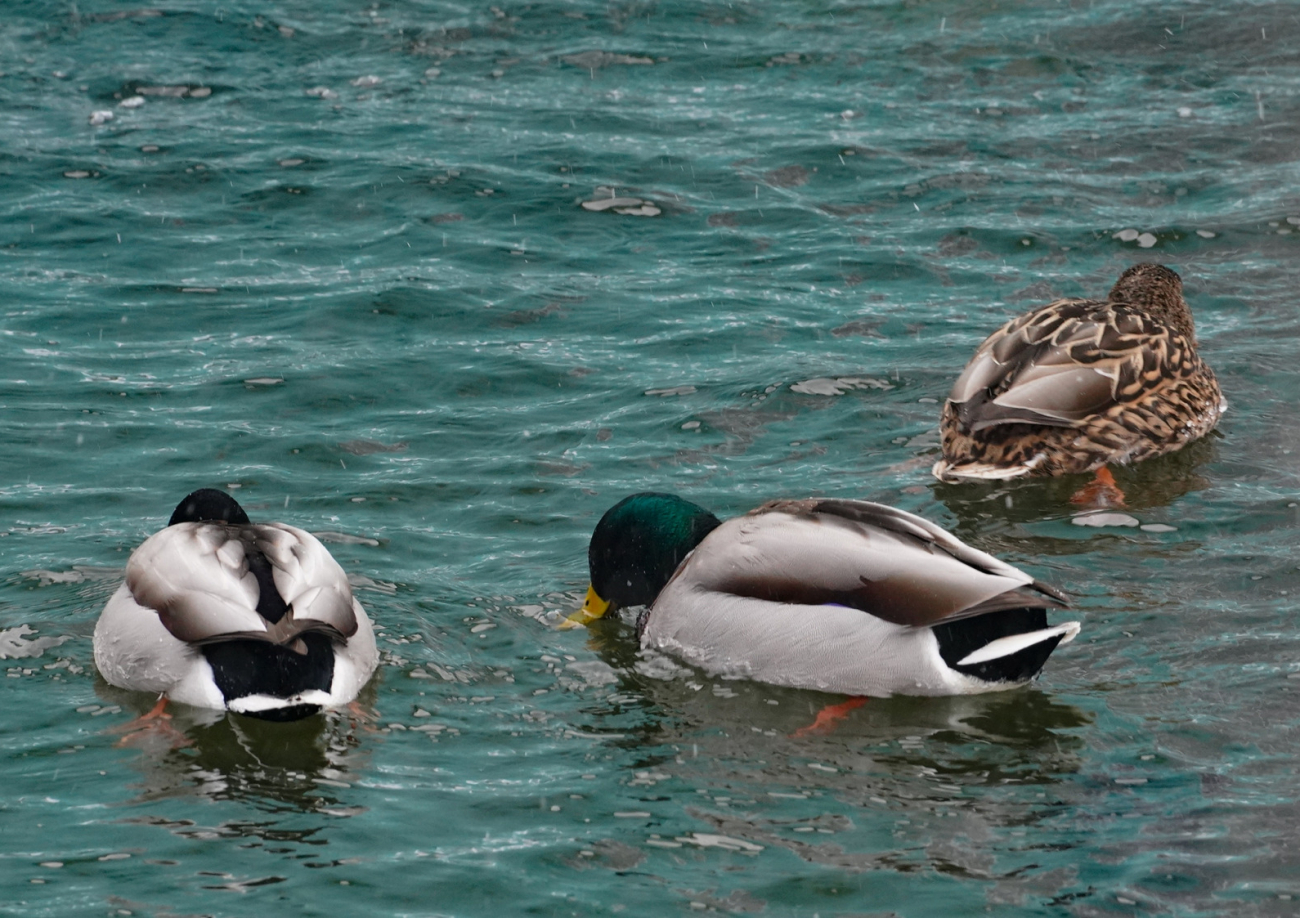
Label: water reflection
xmin=578 ymin=617 xmax=1091 ymax=786
xmin=931 ymin=434 xmax=1218 ymax=543
xmin=567 ymin=620 xmax=1093 ymax=894
xmin=96 ymin=676 xmax=376 ymax=817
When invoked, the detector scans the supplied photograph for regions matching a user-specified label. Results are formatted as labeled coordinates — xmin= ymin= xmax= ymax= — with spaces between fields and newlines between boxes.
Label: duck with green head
xmin=569 ymin=493 xmax=1080 ymax=697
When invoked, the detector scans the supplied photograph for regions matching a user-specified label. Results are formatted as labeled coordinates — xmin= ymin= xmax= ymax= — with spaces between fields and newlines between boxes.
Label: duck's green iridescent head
xmin=565 ymin=493 xmax=721 ymax=628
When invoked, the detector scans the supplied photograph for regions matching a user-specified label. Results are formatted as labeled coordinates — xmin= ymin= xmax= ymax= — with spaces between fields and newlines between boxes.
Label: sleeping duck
xmin=94 ymin=489 xmax=378 ymax=721
xmin=566 ymin=493 xmax=1079 ymax=697
xmin=934 ymin=263 xmax=1225 ymax=486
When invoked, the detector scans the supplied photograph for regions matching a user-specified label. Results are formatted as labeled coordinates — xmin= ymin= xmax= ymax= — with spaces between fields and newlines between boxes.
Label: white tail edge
xmin=228 ymin=689 xmax=334 ymax=714
xmin=956 ymin=621 xmax=1081 ymax=667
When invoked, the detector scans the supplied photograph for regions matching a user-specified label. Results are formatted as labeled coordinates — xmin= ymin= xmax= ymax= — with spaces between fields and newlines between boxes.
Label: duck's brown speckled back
xmin=934 ymin=264 xmax=1225 ymax=480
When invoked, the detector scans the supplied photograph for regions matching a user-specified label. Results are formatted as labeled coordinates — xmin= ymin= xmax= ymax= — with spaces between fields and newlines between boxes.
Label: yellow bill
xmin=560 ymin=584 xmax=611 ymax=630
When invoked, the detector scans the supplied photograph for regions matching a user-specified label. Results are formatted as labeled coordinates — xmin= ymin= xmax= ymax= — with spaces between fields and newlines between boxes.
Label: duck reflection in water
xmin=932 ymin=433 xmax=1218 ymax=548
xmin=575 ymin=618 xmax=1091 ymax=769
xmin=96 ymin=675 xmax=376 ymax=815
xmin=568 ymin=623 xmax=1092 ymax=878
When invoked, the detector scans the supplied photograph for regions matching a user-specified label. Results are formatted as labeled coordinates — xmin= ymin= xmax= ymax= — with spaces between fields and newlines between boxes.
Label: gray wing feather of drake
xmin=674 ymin=499 xmax=1066 ymax=628
xmin=126 ymin=523 xmax=266 ymax=642
xmin=948 ymin=300 xmax=1160 ymax=432
xmin=125 ymin=522 xmax=357 ymax=644
xmin=257 ymin=523 xmax=358 ymax=637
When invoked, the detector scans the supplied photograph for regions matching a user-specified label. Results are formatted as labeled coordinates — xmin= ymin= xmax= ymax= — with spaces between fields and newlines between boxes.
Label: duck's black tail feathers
xmin=202 ymin=632 xmax=335 ymax=721
xmin=931 ymin=608 xmax=1065 ymax=684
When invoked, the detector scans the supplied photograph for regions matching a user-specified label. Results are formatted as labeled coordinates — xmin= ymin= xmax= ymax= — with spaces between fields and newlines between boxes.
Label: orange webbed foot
xmin=791 ymin=696 xmax=867 ymax=738
xmin=1070 ymin=466 xmax=1127 ymax=509
xmin=344 ymin=700 xmax=382 ymax=733
xmin=111 ymin=696 xmax=191 ymax=749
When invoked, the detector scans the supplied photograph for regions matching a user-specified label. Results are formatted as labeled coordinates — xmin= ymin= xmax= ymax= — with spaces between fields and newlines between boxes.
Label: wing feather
xmin=125 ymin=522 xmax=359 ymax=644
xmin=260 ymin=524 xmax=359 ymax=638
xmin=675 ymin=500 xmax=1065 ymax=628
xmin=126 ymin=523 xmax=268 ymax=642
xmin=947 ymin=299 xmax=1188 ymax=432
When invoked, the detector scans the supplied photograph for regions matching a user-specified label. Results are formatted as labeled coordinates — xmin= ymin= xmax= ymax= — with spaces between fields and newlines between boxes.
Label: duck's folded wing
xmin=125 ymin=523 xmax=267 ymax=642
xmin=257 ymin=524 xmax=359 ymax=638
xmin=681 ymin=500 xmax=1065 ymax=628
xmin=949 ymin=302 xmax=1178 ymax=432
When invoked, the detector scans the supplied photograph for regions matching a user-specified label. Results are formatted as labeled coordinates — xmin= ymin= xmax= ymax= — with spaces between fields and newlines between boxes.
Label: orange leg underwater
xmin=111 ymin=695 xmax=190 ymax=748
xmin=1070 ymin=466 xmax=1127 ymax=509
xmin=792 ymin=696 xmax=868 ymax=738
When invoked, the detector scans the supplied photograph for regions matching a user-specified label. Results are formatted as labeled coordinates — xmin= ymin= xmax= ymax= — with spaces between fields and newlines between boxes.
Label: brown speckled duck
xmin=933 ymin=264 xmax=1225 ymax=489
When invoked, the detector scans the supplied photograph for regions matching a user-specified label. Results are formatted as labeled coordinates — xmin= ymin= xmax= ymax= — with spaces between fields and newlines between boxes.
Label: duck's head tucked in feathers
xmin=169 ymin=488 xmax=251 ymax=525
xmin=94 ymin=488 xmax=379 ymax=722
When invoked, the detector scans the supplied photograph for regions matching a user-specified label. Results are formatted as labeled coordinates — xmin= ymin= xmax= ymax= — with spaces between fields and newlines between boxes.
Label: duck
xmin=94 ymin=488 xmax=378 ymax=722
xmin=933 ymin=263 xmax=1225 ymax=490
xmin=566 ymin=493 xmax=1079 ymax=697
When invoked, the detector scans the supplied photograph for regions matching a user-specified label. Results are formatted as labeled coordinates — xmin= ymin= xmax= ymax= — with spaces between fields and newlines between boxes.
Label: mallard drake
xmin=934 ymin=263 xmax=1225 ymax=482
xmin=567 ymin=493 xmax=1079 ymax=697
xmin=94 ymin=489 xmax=378 ymax=721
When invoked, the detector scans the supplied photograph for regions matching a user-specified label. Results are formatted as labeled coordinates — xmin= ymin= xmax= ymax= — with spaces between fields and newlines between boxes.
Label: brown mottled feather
xmin=934 ymin=264 xmax=1225 ymax=480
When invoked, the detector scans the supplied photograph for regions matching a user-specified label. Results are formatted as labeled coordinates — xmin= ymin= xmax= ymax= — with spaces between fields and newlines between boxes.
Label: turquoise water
xmin=4 ymin=0 xmax=1300 ymax=914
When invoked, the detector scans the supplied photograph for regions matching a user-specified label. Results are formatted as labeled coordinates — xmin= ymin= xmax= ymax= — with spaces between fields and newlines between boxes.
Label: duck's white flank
xmin=640 ymin=504 xmax=1079 ymax=697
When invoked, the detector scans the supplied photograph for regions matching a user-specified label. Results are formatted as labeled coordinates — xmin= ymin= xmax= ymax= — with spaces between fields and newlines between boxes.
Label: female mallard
xmin=933 ymin=263 xmax=1225 ymax=486
xmin=94 ymin=489 xmax=378 ymax=721
xmin=567 ymin=493 xmax=1079 ymax=697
